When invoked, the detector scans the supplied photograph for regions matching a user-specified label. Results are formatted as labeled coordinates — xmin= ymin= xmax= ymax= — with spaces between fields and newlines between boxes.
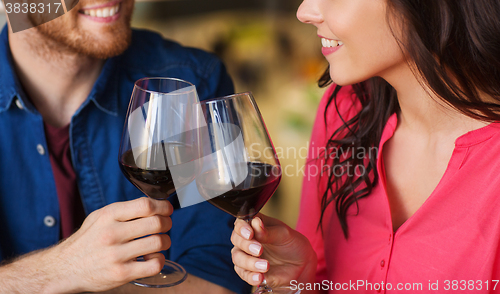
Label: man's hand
xmin=0 ymin=197 xmax=174 ymax=294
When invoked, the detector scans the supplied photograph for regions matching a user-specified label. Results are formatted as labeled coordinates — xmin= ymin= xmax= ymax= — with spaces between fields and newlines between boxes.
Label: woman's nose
xmin=297 ymin=0 xmax=323 ymax=25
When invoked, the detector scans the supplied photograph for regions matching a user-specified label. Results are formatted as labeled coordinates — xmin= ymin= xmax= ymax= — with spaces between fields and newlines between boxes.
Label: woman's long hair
xmin=320 ymin=0 xmax=500 ymax=238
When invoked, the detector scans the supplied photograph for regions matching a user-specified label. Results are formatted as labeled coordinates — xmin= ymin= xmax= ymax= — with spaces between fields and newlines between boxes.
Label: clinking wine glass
xmin=194 ymin=92 xmax=296 ymax=294
xmin=118 ymin=77 xmax=203 ymax=287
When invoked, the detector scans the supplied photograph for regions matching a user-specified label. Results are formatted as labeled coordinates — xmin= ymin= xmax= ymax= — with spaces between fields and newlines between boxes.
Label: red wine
xmin=120 ymin=142 xmax=199 ymax=199
xmin=196 ymin=162 xmax=281 ymax=220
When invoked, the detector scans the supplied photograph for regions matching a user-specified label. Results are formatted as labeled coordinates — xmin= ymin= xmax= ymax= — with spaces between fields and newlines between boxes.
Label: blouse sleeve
xmin=295 ymin=84 xmax=360 ymax=283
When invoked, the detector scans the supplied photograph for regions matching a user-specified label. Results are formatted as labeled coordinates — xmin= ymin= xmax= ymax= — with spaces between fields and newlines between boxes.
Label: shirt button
xmin=43 ymin=215 xmax=56 ymax=227
xmin=380 ymin=259 xmax=385 ymax=267
xmin=37 ymin=144 xmax=45 ymax=155
xmin=15 ymin=98 xmax=24 ymax=110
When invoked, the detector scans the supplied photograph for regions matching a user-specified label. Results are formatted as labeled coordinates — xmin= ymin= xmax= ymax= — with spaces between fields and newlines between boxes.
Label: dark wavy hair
xmin=318 ymin=0 xmax=500 ymax=238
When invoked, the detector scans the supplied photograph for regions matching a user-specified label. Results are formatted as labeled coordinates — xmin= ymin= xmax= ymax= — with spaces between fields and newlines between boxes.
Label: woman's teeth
xmin=81 ymin=3 xmax=120 ymax=17
xmin=321 ymin=38 xmax=343 ymax=48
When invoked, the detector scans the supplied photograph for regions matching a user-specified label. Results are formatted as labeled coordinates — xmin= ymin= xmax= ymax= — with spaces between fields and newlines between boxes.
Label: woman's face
xmin=297 ymin=0 xmax=407 ymax=86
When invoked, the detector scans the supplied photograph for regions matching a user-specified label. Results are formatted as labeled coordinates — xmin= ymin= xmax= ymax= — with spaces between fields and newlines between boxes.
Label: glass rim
xmin=201 ymin=91 xmax=253 ymax=104
xmin=134 ymin=77 xmax=196 ymax=95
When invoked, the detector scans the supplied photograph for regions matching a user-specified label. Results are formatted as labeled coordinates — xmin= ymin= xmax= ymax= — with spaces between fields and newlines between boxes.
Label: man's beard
xmin=30 ymin=8 xmax=133 ymax=60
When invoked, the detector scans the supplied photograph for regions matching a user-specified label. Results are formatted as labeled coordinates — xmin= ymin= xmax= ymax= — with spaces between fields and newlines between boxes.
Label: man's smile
xmin=78 ymin=0 xmax=121 ymax=21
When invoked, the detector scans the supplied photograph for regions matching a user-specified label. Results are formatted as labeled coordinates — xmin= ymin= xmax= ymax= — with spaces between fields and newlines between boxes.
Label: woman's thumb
xmin=251 ymin=214 xmax=291 ymax=245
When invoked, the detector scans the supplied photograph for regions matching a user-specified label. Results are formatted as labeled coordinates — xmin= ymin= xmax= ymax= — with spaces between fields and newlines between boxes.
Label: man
xmin=0 ymin=0 xmax=248 ymax=293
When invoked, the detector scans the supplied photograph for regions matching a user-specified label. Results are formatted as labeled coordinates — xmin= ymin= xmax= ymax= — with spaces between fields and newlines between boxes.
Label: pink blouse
xmin=296 ymin=85 xmax=500 ymax=293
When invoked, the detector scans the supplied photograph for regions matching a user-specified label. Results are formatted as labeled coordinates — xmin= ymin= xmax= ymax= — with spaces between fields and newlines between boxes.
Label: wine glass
xmin=118 ymin=77 xmax=202 ymax=287
xmin=194 ymin=92 xmax=296 ymax=294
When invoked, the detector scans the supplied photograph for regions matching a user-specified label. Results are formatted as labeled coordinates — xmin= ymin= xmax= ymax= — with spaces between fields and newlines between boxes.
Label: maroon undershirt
xmin=44 ymin=123 xmax=86 ymax=239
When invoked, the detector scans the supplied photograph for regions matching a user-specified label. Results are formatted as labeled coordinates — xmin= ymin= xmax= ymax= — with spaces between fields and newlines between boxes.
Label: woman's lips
xmin=319 ymin=36 xmax=343 ymax=56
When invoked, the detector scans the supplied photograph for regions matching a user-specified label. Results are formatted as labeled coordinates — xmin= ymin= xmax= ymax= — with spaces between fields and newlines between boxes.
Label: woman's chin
xmin=329 ymin=69 xmax=366 ymax=87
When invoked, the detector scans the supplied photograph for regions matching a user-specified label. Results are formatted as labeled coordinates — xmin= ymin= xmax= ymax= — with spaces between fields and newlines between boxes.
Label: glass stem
xmin=255 ymin=279 xmax=273 ymax=293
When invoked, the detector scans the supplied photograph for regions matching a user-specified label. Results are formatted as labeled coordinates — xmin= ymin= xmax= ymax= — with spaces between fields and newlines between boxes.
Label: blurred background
xmin=0 ymin=0 xmax=328 ymax=227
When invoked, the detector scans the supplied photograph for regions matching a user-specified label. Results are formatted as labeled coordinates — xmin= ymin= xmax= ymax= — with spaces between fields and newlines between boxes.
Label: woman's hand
xmin=231 ymin=214 xmax=317 ymax=289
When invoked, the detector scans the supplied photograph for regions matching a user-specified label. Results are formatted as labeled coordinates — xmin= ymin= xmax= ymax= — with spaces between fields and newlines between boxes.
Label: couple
xmin=2 ymin=0 xmax=500 ymax=293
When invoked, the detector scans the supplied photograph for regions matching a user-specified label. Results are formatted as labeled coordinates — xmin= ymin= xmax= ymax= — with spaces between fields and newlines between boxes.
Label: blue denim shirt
xmin=0 ymin=25 xmax=249 ymax=294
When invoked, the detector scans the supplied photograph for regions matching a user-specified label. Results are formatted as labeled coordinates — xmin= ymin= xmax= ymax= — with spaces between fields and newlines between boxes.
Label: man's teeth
xmin=82 ymin=3 xmax=120 ymax=17
xmin=321 ymin=38 xmax=343 ymax=48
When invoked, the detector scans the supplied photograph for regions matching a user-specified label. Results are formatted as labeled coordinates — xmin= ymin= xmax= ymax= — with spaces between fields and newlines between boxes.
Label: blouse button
xmin=37 ymin=144 xmax=45 ymax=155
xmin=43 ymin=215 xmax=56 ymax=227
xmin=380 ymin=259 xmax=385 ymax=267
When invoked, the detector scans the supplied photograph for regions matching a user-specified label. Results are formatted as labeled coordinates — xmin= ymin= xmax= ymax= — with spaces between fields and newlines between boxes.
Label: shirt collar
xmin=0 ymin=24 xmax=119 ymax=116
xmin=0 ymin=25 xmax=25 ymax=112
xmin=86 ymin=56 xmax=119 ymax=116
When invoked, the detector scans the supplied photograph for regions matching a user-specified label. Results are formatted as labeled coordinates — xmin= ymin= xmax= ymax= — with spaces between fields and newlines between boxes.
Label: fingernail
xmin=252 ymin=274 xmax=260 ymax=282
xmin=256 ymin=217 xmax=264 ymax=230
xmin=241 ymin=227 xmax=251 ymax=239
xmin=255 ymin=261 xmax=267 ymax=270
xmin=249 ymin=243 xmax=261 ymax=255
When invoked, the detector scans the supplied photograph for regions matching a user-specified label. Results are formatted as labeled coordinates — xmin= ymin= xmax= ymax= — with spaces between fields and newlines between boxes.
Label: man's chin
xmin=36 ymin=24 xmax=132 ymax=59
xmin=32 ymin=8 xmax=133 ymax=60
xmin=78 ymin=31 xmax=132 ymax=59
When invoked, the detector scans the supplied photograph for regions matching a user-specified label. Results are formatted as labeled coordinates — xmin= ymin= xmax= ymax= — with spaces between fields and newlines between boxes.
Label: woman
xmin=231 ymin=0 xmax=500 ymax=293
